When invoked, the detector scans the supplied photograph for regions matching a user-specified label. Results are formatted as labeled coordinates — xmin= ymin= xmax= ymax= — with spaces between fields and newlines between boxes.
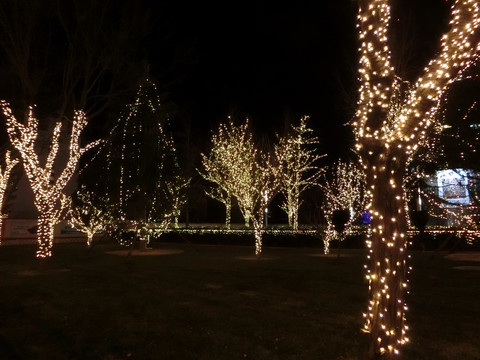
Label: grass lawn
xmin=0 ymin=241 xmax=479 ymax=360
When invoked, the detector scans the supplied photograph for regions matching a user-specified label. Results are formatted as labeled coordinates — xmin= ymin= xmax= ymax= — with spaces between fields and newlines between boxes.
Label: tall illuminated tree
xmin=103 ymin=78 xmax=186 ymax=243
xmin=0 ymin=151 xmax=19 ymax=243
xmin=320 ymin=160 xmax=366 ymax=254
xmin=227 ymin=120 xmax=277 ymax=255
xmin=234 ymin=150 xmax=277 ymax=256
xmin=353 ymin=1 xmax=480 ymax=357
xmin=274 ymin=116 xmax=324 ymax=230
xmin=1 ymin=101 xmax=99 ymax=258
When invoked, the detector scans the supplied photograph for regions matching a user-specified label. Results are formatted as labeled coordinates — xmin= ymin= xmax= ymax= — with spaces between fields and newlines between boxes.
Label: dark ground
xmin=0 ymin=241 xmax=479 ymax=360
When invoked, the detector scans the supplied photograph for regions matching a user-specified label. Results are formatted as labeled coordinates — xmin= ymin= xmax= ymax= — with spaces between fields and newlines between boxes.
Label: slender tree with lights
xmin=0 ymin=151 xmax=19 ymax=243
xmin=353 ymin=0 xmax=480 ymax=357
xmin=231 ymin=121 xmax=277 ymax=256
xmin=274 ymin=116 xmax=324 ymax=230
xmin=1 ymin=101 xmax=99 ymax=257
xmin=238 ymin=152 xmax=277 ymax=257
xmin=199 ymin=119 xmax=237 ymax=229
xmin=320 ymin=160 xmax=366 ymax=254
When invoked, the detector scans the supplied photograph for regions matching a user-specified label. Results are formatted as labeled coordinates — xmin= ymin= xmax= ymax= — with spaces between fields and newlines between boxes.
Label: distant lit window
xmin=436 ymin=169 xmax=470 ymax=205
xmin=469 ymin=123 xmax=480 ymax=129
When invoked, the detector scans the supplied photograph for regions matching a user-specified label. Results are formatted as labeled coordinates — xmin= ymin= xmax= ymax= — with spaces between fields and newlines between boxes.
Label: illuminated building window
xmin=436 ymin=169 xmax=471 ymax=206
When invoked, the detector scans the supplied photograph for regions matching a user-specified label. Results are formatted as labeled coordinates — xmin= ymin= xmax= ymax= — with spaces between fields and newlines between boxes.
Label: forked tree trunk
xmin=361 ymin=145 xmax=409 ymax=359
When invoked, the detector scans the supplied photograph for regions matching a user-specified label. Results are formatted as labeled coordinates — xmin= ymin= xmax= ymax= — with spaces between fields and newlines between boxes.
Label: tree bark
xmin=361 ymin=145 xmax=409 ymax=359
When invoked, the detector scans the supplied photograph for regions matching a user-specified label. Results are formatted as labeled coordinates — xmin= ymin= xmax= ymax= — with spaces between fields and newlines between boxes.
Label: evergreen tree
xmin=94 ymin=77 xmax=187 ymax=243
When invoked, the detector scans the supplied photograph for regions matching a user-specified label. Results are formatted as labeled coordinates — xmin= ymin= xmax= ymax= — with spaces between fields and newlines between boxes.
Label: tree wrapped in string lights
xmin=274 ymin=116 xmax=324 ymax=230
xmin=206 ymin=119 xmax=277 ymax=255
xmin=0 ymin=151 xmax=19 ymax=243
xmin=353 ymin=0 xmax=480 ymax=357
xmin=319 ymin=160 xmax=366 ymax=255
xmin=1 ymin=101 xmax=99 ymax=257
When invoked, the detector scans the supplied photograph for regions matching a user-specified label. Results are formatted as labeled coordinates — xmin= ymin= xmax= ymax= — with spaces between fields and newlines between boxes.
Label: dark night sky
xmin=143 ymin=1 xmax=359 ymax=160
xmin=0 ymin=0 xmax=452 ymax=161
xmin=141 ymin=0 xmax=452 ymax=160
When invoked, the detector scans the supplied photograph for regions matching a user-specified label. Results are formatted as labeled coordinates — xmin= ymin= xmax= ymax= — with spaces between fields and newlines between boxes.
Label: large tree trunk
xmin=361 ymin=145 xmax=409 ymax=359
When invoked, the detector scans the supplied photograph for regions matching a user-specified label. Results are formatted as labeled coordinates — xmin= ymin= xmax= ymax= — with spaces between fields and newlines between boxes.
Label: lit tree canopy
xmin=1 ymin=101 xmax=99 ymax=257
xmin=274 ymin=116 xmax=324 ymax=230
xmin=353 ymin=0 xmax=480 ymax=358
